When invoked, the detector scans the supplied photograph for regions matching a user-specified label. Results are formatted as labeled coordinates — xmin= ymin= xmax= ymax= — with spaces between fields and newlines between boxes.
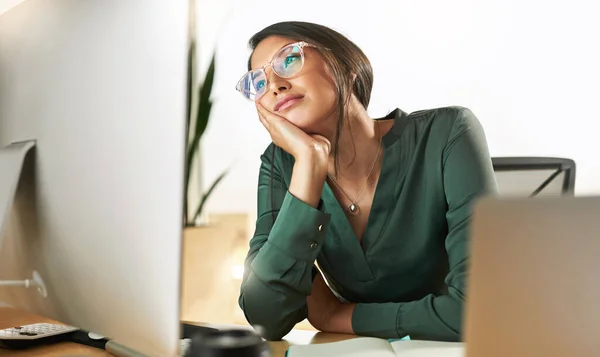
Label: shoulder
xmin=259 ymin=142 xmax=277 ymax=163
xmin=408 ymin=105 xmax=479 ymax=127
xmin=407 ymin=106 xmax=483 ymax=143
xmin=258 ymin=142 xmax=294 ymax=177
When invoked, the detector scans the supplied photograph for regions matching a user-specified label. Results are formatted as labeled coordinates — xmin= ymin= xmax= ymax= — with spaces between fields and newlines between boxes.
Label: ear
xmin=348 ymin=73 xmax=357 ymax=89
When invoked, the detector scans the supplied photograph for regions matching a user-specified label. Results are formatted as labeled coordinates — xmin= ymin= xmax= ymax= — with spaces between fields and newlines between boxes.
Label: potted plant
xmin=183 ymin=40 xmax=227 ymax=227
xmin=181 ymin=39 xmax=241 ymax=324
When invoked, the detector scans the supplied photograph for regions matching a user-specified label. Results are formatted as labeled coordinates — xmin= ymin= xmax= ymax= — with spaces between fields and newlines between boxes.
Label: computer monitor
xmin=0 ymin=1 xmax=189 ymax=356
xmin=465 ymin=196 xmax=600 ymax=357
xmin=491 ymin=157 xmax=576 ymax=197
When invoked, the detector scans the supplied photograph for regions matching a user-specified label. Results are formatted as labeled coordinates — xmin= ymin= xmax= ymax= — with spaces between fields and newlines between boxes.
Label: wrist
xmin=294 ymin=150 xmax=328 ymax=177
xmin=289 ymin=154 xmax=328 ymax=209
xmin=327 ymin=303 xmax=356 ymax=334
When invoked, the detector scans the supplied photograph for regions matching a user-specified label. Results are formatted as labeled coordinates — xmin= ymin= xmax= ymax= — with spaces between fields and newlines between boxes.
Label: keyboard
xmin=0 ymin=322 xmax=215 ymax=354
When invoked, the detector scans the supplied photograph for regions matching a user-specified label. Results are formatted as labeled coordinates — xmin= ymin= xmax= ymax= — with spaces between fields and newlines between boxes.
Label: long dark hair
xmin=247 ymin=21 xmax=374 ymax=222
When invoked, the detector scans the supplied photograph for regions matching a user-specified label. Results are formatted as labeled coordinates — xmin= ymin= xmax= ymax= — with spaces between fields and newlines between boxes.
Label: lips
xmin=274 ymin=95 xmax=304 ymax=112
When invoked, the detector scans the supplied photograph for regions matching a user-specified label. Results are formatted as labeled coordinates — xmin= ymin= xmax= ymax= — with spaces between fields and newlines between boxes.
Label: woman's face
xmin=250 ymin=36 xmax=338 ymax=134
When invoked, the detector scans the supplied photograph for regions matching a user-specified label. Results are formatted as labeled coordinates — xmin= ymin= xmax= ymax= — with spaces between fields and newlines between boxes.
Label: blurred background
xmin=193 ymin=0 xmax=599 ymax=216
xmin=1 ymin=0 xmax=598 ymax=333
xmin=188 ymin=0 xmax=600 ymax=329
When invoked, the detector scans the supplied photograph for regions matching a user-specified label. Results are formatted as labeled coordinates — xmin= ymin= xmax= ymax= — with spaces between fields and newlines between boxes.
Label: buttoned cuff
xmin=267 ymin=191 xmax=331 ymax=262
xmin=352 ymin=302 xmax=402 ymax=338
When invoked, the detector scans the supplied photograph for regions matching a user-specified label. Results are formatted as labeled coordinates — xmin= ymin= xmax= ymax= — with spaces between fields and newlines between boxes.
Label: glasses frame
xmin=235 ymin=41 xmax=318 ymax=101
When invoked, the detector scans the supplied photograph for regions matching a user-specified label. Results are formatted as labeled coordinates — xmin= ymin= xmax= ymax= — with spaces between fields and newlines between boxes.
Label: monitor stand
xmin=1 ymin=140 xmax=219 ymax=355
xmin=0 ymin=140 xmax=47 ymax=298
xmin=181 ymin=322 xmax=218 ymax=339
xmin=0 ymin=140 xmax=36 ymax=242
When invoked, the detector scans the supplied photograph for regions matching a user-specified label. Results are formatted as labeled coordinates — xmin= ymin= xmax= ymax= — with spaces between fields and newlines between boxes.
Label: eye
xmin=254 ymin=79 xmax=266 ymax=90
xmin=283 ymin=54 xmax=301 ymax=68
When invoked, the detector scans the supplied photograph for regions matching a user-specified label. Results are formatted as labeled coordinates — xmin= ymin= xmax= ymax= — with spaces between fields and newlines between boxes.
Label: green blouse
xmin=238 ymin=106 xmax=498 ymax=341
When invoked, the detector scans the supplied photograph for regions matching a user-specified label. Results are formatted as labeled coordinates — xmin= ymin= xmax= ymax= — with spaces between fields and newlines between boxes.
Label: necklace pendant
xmin=348 ymin=203 xmax=360 ymax=215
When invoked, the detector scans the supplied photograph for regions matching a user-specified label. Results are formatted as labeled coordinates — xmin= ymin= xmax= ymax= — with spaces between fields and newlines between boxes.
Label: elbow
xmin=242 ymin=312 xmax=296 ymax=341
xmin=442 ymin=300 xmax=464 ymax=341
xmin=240 ymin=309 xmax=295 ymax=341
xmin=258 ymin=326 xmax=289 ymax=341
xmin=423 ymin=293 xmax=464 ymax=342
xmin=238 ymin=293 xmax=298 ymax=341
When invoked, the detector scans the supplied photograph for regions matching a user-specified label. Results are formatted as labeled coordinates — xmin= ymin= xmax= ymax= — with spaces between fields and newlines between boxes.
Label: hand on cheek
xmin=256 ymin=102 xmax=330 ymax=162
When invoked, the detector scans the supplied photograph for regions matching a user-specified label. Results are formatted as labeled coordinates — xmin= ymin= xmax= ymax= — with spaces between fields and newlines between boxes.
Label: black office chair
xmin=491 ymin=157 xmax=576 ymax=197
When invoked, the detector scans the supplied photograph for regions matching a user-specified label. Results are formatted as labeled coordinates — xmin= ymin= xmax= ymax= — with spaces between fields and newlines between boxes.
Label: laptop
xmin=464 ymin=196 xmax=600 ymax=357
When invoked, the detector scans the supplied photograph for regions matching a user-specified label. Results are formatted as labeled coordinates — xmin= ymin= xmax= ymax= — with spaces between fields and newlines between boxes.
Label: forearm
xmin=240 ymin=145 xmax=331 ymax=340
xmin=288 ymin=154 xmax=327 ymax=208
xmin=240 ymin=267 xmax=311 ymax=340
xmin=240 ymin=192 xmax=331 ymax=340
xmin=352 ymin=292 xmax=463 ymax=341
xmin=317 ymin=290 xmax=462 ymax=339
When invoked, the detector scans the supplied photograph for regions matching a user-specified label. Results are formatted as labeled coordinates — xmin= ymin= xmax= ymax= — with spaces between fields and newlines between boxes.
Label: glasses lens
xmin=237 ymin=69 xmax=267 ymax=100
xmin=273 ymin=44 xmax=303 ymax=78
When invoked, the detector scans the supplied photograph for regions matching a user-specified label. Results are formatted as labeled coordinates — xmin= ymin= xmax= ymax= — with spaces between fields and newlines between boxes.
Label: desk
xmin=0 ymin=307 xmax=111 ymax=356
xmin=266 ymin=329 xmax=356 ymax=356
xmin=0 ymin=308 xmax=356 ymax=356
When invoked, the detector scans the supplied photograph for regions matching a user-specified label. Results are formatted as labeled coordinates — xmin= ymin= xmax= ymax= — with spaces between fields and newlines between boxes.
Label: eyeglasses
xmin=235 ymin=41 xmax=318 ymax=101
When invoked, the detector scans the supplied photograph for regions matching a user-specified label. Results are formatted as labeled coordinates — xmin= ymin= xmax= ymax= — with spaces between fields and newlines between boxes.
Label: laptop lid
xmin=465 ymin=196 xmax=600 ymax=357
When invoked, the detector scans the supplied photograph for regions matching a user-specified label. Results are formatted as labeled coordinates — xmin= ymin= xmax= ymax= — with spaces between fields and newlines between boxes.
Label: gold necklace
xmin=327 ymin=121 xmax=382 ymax=216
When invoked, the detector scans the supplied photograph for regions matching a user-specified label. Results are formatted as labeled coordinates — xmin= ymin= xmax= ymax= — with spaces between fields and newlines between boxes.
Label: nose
xmin=266 ymin=68 xmax=290 ymax=95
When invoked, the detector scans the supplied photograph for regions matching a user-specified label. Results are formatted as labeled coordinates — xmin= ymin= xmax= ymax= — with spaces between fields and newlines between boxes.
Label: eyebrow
xmin=249 ymin=42 xmax=296 ymax=71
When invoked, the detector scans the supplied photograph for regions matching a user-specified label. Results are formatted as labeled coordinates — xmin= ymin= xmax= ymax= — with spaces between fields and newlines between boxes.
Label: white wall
xmin=4 ymin=0 xmax=596 ymax=215
xmin=195 ymin=0 xmax=600 ymax=215
xmin=0 ymin=0 xmax=24 ymax=15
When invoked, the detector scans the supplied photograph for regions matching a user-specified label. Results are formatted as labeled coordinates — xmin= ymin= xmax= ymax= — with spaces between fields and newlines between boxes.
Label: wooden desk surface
xmin=0 ymin=307 xmax=357 ymax=356
xmin=0 ymin=307 xmax=112 ymax=356
xmin=266 ymin=329 xmax=356 ymax=356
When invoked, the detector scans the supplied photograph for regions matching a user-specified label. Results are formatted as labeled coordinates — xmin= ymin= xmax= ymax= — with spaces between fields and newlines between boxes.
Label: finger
xmin=256 ymin=107 xmax=270 ymax=129
xmin=256 ymin=102 xmax=284 ymax=123
xmin=256 ymin=103 xmax=273 ymax=124
xmin=255 ymin=101 xmax=268 ymax=116
xmin=256 ymin=101 xmax=268 ymax=111
xmin=255 ymin=103 xmax=269 ymax=123
xmin=258 ymin=113 xmax=269 ymax=129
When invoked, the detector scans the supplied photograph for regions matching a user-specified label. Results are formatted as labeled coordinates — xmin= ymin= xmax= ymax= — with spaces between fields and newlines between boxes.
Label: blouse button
xmin=310 ymin=242 xmax=318 ymax=250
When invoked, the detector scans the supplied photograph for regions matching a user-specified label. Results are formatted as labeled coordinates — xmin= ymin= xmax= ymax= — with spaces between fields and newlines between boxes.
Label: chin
xmin=284 ymin=106 xmax=331 ymax=133
xmin=286 ymin=114 xmax=322 ymax=133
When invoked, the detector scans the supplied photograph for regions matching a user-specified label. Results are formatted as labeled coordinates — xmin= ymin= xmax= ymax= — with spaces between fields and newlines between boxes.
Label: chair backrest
xmin=491 ymin=157 xmax=576 ymax=197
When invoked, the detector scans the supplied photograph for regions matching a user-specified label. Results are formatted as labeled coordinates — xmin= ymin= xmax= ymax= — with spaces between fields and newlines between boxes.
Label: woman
xmin=235 ymin=21 xmax=497 ymax=342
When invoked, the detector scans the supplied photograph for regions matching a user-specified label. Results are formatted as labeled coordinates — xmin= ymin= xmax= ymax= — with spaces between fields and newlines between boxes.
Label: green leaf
xmin=191 ymin=169 xmax=228 ymax=225
xmin=185 ymin=54 xmax=215 ymax=180
xmin=185 ymin=41 xmax=195 ymax=145
xmin=182 ymin=47 xmax=222 ymax=226
xmin=195 ymin=53 xmax=216 ymax=141
xmin=183 ymin=41 xmax=196 ymax=226
xmin=184 ymin=52 xmax=216 ymax=225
